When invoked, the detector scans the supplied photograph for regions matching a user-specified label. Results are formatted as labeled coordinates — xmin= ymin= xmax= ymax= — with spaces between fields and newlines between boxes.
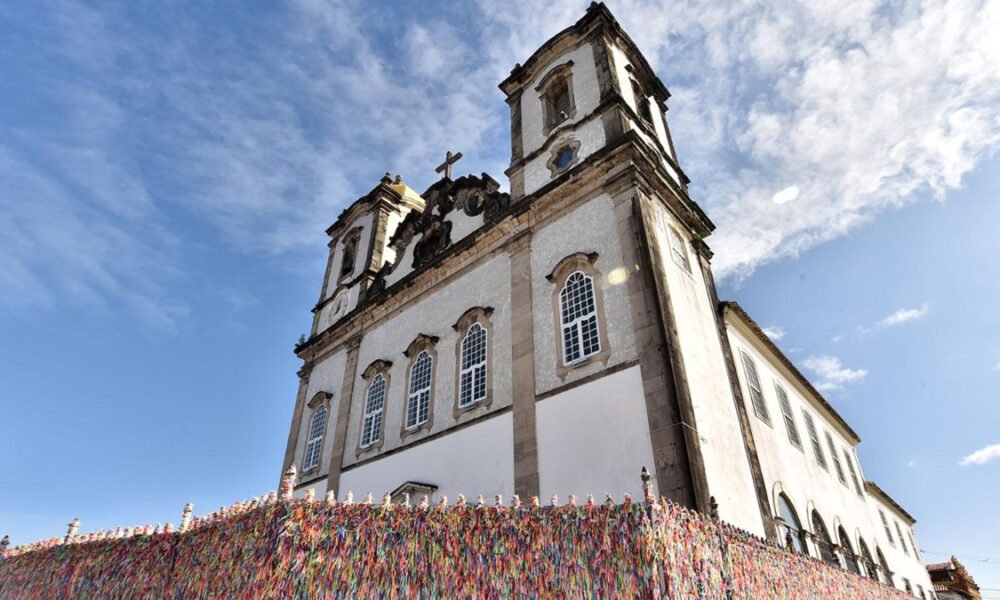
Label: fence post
xmin=64 ymin=518 xmax=80 ymax=544
xmin=280 ymin=464 xmax=297 ymax=501
xmin=179 ymin=503 xmax=194 ymax=532
xmin=0 ymin=535 xmax=9 ymax=557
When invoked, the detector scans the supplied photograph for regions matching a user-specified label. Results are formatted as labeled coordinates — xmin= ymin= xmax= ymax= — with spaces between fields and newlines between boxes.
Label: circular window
xmin=554 ymin=146 xmax=575 ymax=170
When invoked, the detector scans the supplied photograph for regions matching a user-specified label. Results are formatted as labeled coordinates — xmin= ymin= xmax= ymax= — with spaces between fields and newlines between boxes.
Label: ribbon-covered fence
xmin=0 ymin=470 xmax=913 ymax=599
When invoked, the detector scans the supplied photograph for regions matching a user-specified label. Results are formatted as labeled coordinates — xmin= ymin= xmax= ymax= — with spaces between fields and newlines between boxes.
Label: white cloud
xmin=906 ymin=460 xmax=918 ymax=468
xmin=960 ymin=444 xmax=1000 ymax=466
xmin=802 ymin=355 xmax=868 ymax=392
xmin=771 ymin=186 xmax=799 ymax=205
xmin=760 ymin=325 xmax=785 ymax=341
xmin=879 ymin=305 xmax=930 ymax=327
xmin=991 ymin=361 xmax=1000 ymax=373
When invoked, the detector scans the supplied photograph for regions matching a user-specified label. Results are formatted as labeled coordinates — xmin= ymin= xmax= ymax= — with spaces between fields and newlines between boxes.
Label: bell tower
xmin=499 ymin=2 xmax=688 ymax=202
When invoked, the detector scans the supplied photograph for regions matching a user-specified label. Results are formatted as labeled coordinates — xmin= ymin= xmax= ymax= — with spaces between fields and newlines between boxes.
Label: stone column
xmin=509 ymin=232 xmax=539 ymax=498
xmin=326 ymin=335 xmax=363 ymax=497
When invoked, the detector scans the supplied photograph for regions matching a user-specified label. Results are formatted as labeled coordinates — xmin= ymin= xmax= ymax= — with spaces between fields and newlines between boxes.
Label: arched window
xmin=361 ymin=373 xmax=386 ymax=448
xmin=459 ymin=323 xmax=488 ymax=407
xmin=876 ymin=547 xmax=893 ymax=587
xmin=302 ymin=403 xmax=327 ymax=471
xmin=858 ymin=538 xmax=878 ymax=581
xmin=536 ymin=62 xmax=577 ymax=134
xmin=406 ymin=351 xmax=433 ymax=429
xmin=838 ymin=526 xmax=861 ymax=575
xmin=559 ymin=271 xmax=601 ymax=365
xmin=776 ymin=494 xmax=806 ymax=553
xmin=631 ymin=80 xmax=652 ymax=123
xmin=811 ymin=511 xmax=839 ymax=566
xmin=340 ymin=230 xmax=360 ymax=278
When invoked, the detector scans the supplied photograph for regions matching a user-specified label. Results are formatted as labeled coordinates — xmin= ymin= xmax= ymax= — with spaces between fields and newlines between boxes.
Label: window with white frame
xmin=406 ymin=351 xmax=433 ymax=429
xmin=879 ymin=509 xmax=895 ymax=545
xmin=826 ymin=431 xmax=847 ymax=485
xmin=361 ymin=373 xmax=386 ymax=448
xmin=302 ymin=404 xmax=327 ymax=471
xmin=739 ymin=351 xmax=770 ymax=424
xmin=908 ymin=532 xmax=920 ymax=560
xmin=844 ymin=449 xmax=863 ymax=496
xmin=895 ymin=522 xmax=909 ymax=555
xmin=774 ymin=383 xmax=802 ymax=448
xmin=802 ymin=410 xmax=828 ymax=469
xmin=559 ymin=271 xmax=601 ymax=364
xmin=668 ymin=226 xmax=692 ymax=273
xmin=459 ymin=323 xmax=487 ymax=407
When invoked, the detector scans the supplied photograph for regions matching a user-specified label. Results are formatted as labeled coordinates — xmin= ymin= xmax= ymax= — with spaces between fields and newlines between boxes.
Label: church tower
xmin=498 ymin=3 xmax=773 ymax=535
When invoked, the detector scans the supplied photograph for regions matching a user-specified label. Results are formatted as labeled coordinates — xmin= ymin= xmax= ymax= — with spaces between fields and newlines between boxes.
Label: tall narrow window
xmin=802 ymin=410 xmax=828 ymax=469
xmin=839 ymin=527 xmax=861 ymax=575
xmin=459 ymin=323 xmax=488 ymax=407
xmin=776 ymin=494 xmax=806 ymax=554
xmin=879 ymin=509 xmax=895 ymax=546
xmin=361 ymin=373 xmax=386 ymax=448
xmin=740 ymin=351 xmax=771 ymax=424
xmin=668 ymin=226 xmax=692 ymax=273
xmin=302 ymin=404 xmax=327 ymax=471
xmin=859 ymin=539 xmax=878 ymax=581
xmin=844 ymin=449 xmax=863 ymax=495
xmin=826 ymin=431 xmax=847 ymax=485
xmin=908 ymin=532 xmax=920 ymax=560
xmin=903 ymin=578 xmax=912 ymax=593
xmin=811 ymin=511 xmax=839 ymax=566
xmin=560 ymin=271 xmax=600 ymax=365
xmin=548 ymin=77 xmax=571 ymax=127
xmin=340 ymin=231 xmax=359 ymax=278
xmin=775 ymin=383 xmax=802 ymax=448
xmin=895 ymin=522 xmax=909 ymax=555
xmin=631 ymin=80 xmax=652 ymax=123
xmin=406 ymin=351 xmax=433 ymax=429
xmin=877 ymin=547 xmax=893 ymax=586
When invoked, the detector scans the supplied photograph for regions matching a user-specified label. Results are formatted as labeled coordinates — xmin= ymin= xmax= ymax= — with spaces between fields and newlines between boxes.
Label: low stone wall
xmin=0 ymin=495 xmax=912 ymax=599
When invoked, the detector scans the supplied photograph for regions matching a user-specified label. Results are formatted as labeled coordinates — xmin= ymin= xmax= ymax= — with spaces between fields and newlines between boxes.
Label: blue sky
xmin=2 ymin=0 xmax=998 ymax=590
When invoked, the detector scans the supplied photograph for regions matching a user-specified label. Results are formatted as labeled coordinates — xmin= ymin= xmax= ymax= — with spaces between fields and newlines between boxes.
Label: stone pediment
xmin=374 ymin=173 xmax=511 ymax=292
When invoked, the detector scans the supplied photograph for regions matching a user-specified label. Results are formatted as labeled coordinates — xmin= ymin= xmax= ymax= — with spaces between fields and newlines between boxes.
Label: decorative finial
xmin=709 ymin=496 xmax=720 ymax=520
xmin=393 ymin=174 xmax=402 ymax=184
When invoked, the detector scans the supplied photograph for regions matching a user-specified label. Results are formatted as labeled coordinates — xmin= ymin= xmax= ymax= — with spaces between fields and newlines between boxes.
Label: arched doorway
xmin=811 ymin=511 xmax=839 ymax=567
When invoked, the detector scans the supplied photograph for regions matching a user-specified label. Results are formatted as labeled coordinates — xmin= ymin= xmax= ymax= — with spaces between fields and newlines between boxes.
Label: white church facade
xmin=281 ymin=4 xmax=934 ymax=595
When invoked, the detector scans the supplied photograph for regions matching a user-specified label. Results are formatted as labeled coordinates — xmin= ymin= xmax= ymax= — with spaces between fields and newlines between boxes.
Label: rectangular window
xmin=802 ymin=410 xmax=827 ymax=469
xmin=303 ymin=404 xmax=327 ymax=471
xmin=896 ymin=522 xmax=910 ymax=555
xmin=908 ymin=532 xmax=920 ymax=560
xmin=774 ymin=383 xmax=802 ymax=448
xmin=880 ymin=509 xmax=895 ymax=545
xmin=668 ymin=226 xmax=692 ymax=273
xmin=844 ymin=449 xmax=863 ymax=496
xmin=740 ymin=351 xmax=771 ymax=424
xmin=826 ymin=431 xmax=847 ymax=485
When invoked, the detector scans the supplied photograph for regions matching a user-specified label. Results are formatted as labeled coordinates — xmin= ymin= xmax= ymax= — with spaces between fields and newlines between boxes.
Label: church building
xmin=282 ymin=3 xmax=934 ymax=595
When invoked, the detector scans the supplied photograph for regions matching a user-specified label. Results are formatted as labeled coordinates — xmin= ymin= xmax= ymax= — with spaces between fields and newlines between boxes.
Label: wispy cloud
xmin=802 ymin=355 xmax=868 ymax=392
xmin=906 ymin=460 xmax=918 ymax=469
xmin=960 ymin=444 xmax=1000 ymax=466
xmin=991 ymin=361 xmax=1000 ymax=373
xmin=760 ymin=325 xmax=785 ymax=341
xmin=879 ymin=305 xmax=930 ymax=327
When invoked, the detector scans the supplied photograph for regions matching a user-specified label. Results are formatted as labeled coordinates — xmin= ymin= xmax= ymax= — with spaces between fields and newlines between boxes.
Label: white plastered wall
xmin=727 ymin=319 xmax=933 ymax=593
xmin=343 ymin=253 xmax=514 ymax=467
xmin=339 ymin=413 xmax=514 ymax=502
xmin=648 ymin=202 xmax=765 ymax=536
xmin=529 ymin=192 xmax=638 ymax=396
xmin=536 ymin=365 xmax=655 ymax=500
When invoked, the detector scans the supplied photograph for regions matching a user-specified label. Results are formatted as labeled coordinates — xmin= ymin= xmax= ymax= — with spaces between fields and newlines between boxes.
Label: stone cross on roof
xmin=435 ymin=150 xmax=463 ymax=179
